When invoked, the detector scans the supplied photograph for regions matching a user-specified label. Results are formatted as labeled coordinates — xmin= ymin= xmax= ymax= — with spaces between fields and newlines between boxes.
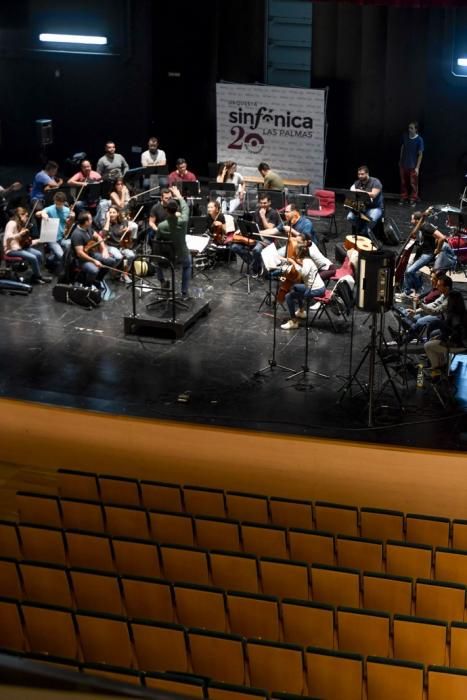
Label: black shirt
xmin=416 ymin=222 xmax=437 ymax=258
xmin=253 ymin=206 xmax=281 ymax=229
xmin=206 ymin=212 xmax=226 ymax=235
xmin=150 ymin=203 xmax=168 ymax=225
xmin=71 ymin=226 xmax=93 ymax=257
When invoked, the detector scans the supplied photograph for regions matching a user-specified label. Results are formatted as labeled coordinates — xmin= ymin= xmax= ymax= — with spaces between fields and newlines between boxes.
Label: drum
xmin=344 ymin=235 xmax=377 ymax=253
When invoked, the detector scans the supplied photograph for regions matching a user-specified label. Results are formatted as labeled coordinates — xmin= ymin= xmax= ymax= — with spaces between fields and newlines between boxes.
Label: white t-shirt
xmin=308 ymin=242 xmax=333 ymax=270
xmin=141 ymin=149 xmax=166 ymax=167
xmin=301 ymin=257 xmax=323 ymax=290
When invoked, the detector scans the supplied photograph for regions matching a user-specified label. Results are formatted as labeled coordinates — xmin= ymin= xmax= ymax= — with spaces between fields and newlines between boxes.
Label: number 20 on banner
xmin=228 ymin=126 xmax=265 ymax=154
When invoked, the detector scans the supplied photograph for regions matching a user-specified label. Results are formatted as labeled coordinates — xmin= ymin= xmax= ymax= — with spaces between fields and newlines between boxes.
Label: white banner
xmin=216 ymin=82 xmax=326 ymax=188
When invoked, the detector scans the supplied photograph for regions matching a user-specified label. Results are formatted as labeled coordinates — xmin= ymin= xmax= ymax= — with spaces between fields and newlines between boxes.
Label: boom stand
xmin=286 ymin=298 xmax=330 ymax=390
xmin=339 ymin=310 xmax=403 ymax=426
xmin=254 ymin=276 xmax=297 ymax=377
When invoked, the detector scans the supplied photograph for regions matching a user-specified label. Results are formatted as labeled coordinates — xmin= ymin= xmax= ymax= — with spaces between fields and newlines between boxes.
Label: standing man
xmin=141 ymin=137 xmax=167 ymax=167
xmin=155 ymin=186 xmax=192 ymax=300
xmin=257 ymin=162 xmax=284 ymax=191
xmin=346 ymin=165 xmax=384 ymax=244
xmin=97 ymin=142 xmax=129 ymax=180
xmin=399 ymin=121 xmax=424 ymax=206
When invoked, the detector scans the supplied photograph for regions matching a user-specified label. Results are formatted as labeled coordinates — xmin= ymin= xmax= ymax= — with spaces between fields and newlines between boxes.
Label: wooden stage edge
xmin=0 ymin=397 xmax=465 ymax=520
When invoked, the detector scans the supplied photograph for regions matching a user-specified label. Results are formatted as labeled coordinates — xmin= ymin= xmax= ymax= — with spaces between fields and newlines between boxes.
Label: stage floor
xmin=1 ymin=199 xmax=466 ymax=451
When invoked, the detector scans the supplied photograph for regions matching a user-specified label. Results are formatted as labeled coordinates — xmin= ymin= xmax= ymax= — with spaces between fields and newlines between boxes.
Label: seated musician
xmin=110 ymin=177 xmax=131 ymax=210
xmin=269 ymin=203 xmax=317 ymax=258
xmin=30 ymin=161 xmax=63 ymax=208
xmin=168 ymin=158 xmax=197 ymax=187
xmin=216 ymin=160 xmax=245 ymax=212
xmin=70 ymin=211 xmax=116 ymax=288
xmin=424 ymin=290 xmax=467 ymax=379
xmin=141 ymin=137 xmax=167 ymax=167
xmin=67 ymin=160 xmax=103 ymax=217
xmin=250 ymin=194 xmax=282 ymax=276
xmin=36 ymin=191 xmax=74 ymax=270
xmin=101 ymin=206 xmax=136 ymax=283
xmin=280 ymin=244 xmax=326 ymax=330
xmin=96 ymin=141 xmax=129 ymax=180
xmin=257 ymin=162 xmax=284 ymax=191
xmin=3 ymin=207 xmax=51 ymax=284
xmin=390 ymin=274 xmax=452 ymax=344
xmin=400 ymin=211 xmax=446 ymax=299
xmin=206 ymin=200 xmax=227 ymax=243
xmin=346 ymin=165 xmax=383 ymax=243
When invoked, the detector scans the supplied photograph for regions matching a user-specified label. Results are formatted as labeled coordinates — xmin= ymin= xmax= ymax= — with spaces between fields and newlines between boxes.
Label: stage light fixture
xmin=457 ymin=58 xmax=467 ymax=67
xmin=39 ymin=33 xmax=108 ymax=46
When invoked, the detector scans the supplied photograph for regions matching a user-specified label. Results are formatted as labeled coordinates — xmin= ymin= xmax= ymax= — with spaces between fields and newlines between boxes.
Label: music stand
xmin=147 ymin=240 xmax=189 ymax=312
xmin=173 ymin=180 xmax=200 ymax=197
xmin=344 ymin=189 xmax=376 ymax=244
xmin=254 ymin=273 xmax=297 ymax=378
xmin=258 ymin=188 xmax=285 ymax=211
xmin=229 ymin=218 xmax=258 ymax=294
xmin=208 ymin=181 xmax=237 ymax=213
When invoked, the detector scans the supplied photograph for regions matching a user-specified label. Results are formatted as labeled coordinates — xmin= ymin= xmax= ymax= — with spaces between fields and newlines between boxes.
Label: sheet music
xmin=186 ymin=234 xmax=210 ymax=253
xmin=261 ymin=242 xmax=282 ymax=271
xmin=39 ymin=218 xmax=60 ymax=243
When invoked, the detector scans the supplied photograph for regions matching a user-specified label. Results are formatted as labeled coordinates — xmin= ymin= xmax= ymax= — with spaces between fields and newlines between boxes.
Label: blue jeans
xmin=231 ymin=243 xmax=252 ymax=268
xmin=158 ymin=254 xmax=192 ymax=296
xmin=78 ymin=252 xmax=116 ymax=286
xmin=286 ymin=283 xmax=326 ymax=318
xmin=405 ymin=313 xmax=439 ymax=341
xmin=403 ymin=253 xmax=434 ymax=294
xmin=12 ymin=247 xmax=43 ymax=278
xmin=252 ymin=241 xmax=267 ymax=273
xmin=347 ymin=207 xmax=382 ymax=235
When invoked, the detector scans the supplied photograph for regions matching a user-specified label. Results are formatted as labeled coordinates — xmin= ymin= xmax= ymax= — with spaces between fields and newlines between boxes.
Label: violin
xmin=84 ymin=232 xmax=106 ymax=254
xmin=19 ymin=201 xmax=40 ymax=248
xmin=63 ymin=180 xmax=88 ymax=239
xmin=119 ymin=205 xmax=143 ymax=249
xmin=395 ymin=206 xmax=432 ymax=284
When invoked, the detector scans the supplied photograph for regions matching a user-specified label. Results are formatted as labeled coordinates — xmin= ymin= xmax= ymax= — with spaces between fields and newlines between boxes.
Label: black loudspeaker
xmin=36 ymin=119 xmax=53 ymax=147
xmin=357 ymin=249 xmax=395 ymax=312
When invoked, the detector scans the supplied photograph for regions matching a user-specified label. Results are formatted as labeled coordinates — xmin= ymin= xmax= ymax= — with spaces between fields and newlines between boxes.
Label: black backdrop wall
xmin=0 ymin=0 xmax=466 ymax=202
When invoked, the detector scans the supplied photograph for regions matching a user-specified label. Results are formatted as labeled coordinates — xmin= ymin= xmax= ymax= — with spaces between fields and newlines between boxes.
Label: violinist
xmin=280 ymin=244 xmax=326 ymax=330
xmin=36 ymin=191 xmax=74 ymax=269
xmin=216 ymin=160 xmax=245 ymax=212
xmin=206 ymin=200 xmax=227 ymax=243
xmin=400 ymin=210 xmax=446 ymax=300
xmin=3 ymin=207 xmax=50 ymax=284
xmin=110 ymin=177 xmax=131 ymax=210
xmin=70 ymin=211 xmax=116 ymax=288
xmin=101 ymin=206 xmax=136 ymax=283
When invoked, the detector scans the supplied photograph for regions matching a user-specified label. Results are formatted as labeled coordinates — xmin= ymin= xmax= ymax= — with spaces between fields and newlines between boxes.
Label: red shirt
xmin=168 ymin=170 xmax=197 ymax=186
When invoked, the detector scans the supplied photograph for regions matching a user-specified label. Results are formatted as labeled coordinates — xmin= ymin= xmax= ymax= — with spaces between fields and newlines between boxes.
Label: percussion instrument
xmin=344 ymin=235 xmax=377 ymax=253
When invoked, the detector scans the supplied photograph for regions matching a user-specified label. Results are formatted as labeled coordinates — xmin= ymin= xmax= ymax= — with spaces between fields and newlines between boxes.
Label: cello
xmin=276 ymin=235 xmax=302 ymax=304
xmin=394 ymin=206 xmax=432 ymax=285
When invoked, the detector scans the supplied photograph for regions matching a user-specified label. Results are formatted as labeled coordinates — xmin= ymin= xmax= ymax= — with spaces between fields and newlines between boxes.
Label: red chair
xmin=307 ymin=189 xmax=338 ymax=237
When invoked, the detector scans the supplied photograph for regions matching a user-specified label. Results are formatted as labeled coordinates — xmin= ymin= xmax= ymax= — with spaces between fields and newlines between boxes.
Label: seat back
xmin=16 ymin=492 xmax=62 ymax=528
xmin=122 ymin=575 xmax=174 ymax=623
xmin=104 ymin=504 xmax=150 ymax=540
xmin=393 ymin=614 xmax=448 ymax=666
xmin=131 ymin=619 xmax=188 ymax=673
xmin=360 ymin=507 xmax=405 ymax=542
xmin=146 ymin=671 xmax=205 ymax=697
xmin=0 ymin=520 xmax=21 ymax=559
xmin=0 ymin=557 xmax=22 ymax=598
xmin=314 ymin=502 xmax=359 ymax=537
xmin=241 ymin=522 xmax=288 ymax=559
xmin=305 ymin=647 xmax=363 ymax=700
xmin=314 ymin=189 xmax=336 ymax=212
xmin=112 ymin=536 xmax=161 ymax=578
xmin=247 ymin=639 xmax=304 ymax=694
xmin=22 ymin=602 xmax=79 ymax=659
xmin=415 ymin=578 xmax=466 ymax=622
xmin=406 ymin=513 xmax=450 ymax=549
xmin=174 ymin=583 xmax=227 ymax=632
xmin=225 ymin=491 xmax=270 ymax=524
xmin=362 ymin=572 xmax=412 ymax=616
xmin=450 ymin=622 xmax=467 ymax=668
xmin=435 ymin=547 xmax=467 ymax=586
xmin=0 ymin=596 xmax=25 ymax=652
xmin=19 ymin=523 xmax=67 ymax=566
xmin=195 ymin=516 xmax=242 ymax=552
xmin=337 ymin=607 xmax=390 ymax=657
xmin=57 ymin=469 xmax=100 ymax=501
xmin=288 ymin=529 xmax=335 ymax=566
xmin=227 ymin=591 xmax=280 ymax=641
xmin=149 ymin=510 xmax=195 ymax=547
xmin=311 ymin=564 xmax=360 ymax=608
xmin=160 ymin=544 xmax=210 ymax=585
xmin=61 ymin=498 xmax=105 ymax=533
xmin=183 ymin=485 xmax=226 ymax=518
xmin=260 ymin=558 xmax=310 ymax=600
xmin=20 ymin=561 xmax=73 ymax=607
xmin=427 ymin=666 xmax=467 ymax=700
xmin=140 ymin=480 xmax=184 ymax=513
xmin=189 ymin=629 xmax=246 ymax=685
xmin=336 ymin=535 xmax=383 ymax=572
xmin=282 ymin=599 xmax=334 ymax=649
xmin=386 ymin=540 xmax=432 ymax=579
xmin=98 ymin=474 xmax=141 ymax=507
xmin=269 ymin=497 xmax=314 ymax=530
xmin=66 ymin=530 xmax=115 ymax=572
xmin=367 ymin=657 xmax=424 ymax=700
xmin=210 ymin=551 xmax=259 ymax=594
xmin=69 ymin=567 xmax=124 ymax=616
xmin=76 ymin=611 xmax=134 ymax=667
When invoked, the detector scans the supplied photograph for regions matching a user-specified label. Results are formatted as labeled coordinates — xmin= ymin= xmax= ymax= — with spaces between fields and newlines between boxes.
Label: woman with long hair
xmin=3 ymin=207 xmax=50 ymax=283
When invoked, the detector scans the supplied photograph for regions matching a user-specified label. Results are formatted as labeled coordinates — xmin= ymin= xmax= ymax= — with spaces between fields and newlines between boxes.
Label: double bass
xmin=394 ymin=206 xmax=432 ymax=284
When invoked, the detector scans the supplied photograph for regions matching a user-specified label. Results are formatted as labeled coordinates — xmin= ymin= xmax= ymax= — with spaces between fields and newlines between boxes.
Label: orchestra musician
xmin=141 ymin=137 xmax=167 ymax=167
xmin=110 ymin=177 xmax=131 ymax=210
xmin=30 ymin=161 xmax=63 ymax=208
xmin=96 ymin=141 xmax=129 ymax=180
xmin=70 ymin=210 xmax=116 ymax=288
xmin=346 ymin=165 xmax=384 ymax=243
xmin=35 ymin=191 xmax=74 ymax=269
xmin=101 ymin=206 xmax=136 ymax=283
xmin=400 ymin=210 xmax=446 ymax=300
xmin=3 ymin=207 xmax=51 ymax=284
xmin=269 ymin=203 xmax=317 ymax=258
xmin=146 ymin=188 xmax=172 ymax=246
xmin=206 ymin=200 xmax=227 ymax=243
xmin=257 ymin=162 xmax=285 ymax=191
xmin=154 ymin=186 xmax=192 ymax=300
xmin=168 ymin=158 xmax=197 ymax=187
xmin=250 ymin=194 xmax=281 ymax=276
xmin=280 ymin=243 xmax=326 ymax=330
xmin=216 ymin=160 xmax=245 ymax=212
xmin=67 ymin=159 xmax=103 ymax=217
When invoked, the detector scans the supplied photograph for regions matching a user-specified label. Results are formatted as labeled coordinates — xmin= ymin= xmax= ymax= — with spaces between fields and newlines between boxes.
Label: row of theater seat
xmin=2 ymin=554 xmax=467 ymax=669
xmin=51 ymin=469 xmax=466 ymax=550
xmin=2 ymin=596 xmax=467 ymax=700
xmin=10 ymin=494 xmax=467 ymax=587
xmin=3 ymin=520 xmax=467 ymax=620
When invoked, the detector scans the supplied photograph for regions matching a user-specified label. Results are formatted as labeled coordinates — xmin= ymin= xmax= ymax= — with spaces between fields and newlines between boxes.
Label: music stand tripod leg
xmin=254 ymin=278 xmax=297 ymax=377
xmin=286 ymin=300 xmax=330 ymax=387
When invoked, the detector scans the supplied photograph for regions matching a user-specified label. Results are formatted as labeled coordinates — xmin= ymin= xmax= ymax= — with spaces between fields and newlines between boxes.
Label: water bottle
xmin=416 ymin=362 xmax=424 ymax=388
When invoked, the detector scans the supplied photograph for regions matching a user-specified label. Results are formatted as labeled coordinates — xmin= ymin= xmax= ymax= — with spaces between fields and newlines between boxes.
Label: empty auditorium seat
xmin=210 ymin=551 xmax=259 ymax=594
xmin=393 ymin=614 xmax=448 ymax=666
xmin=61 ymin=498 xmax=106 ymax=533
xmin=121 ymin=575 xmax=174 ymax=623
xmin=435 ymin=547 xmax=467 ymax=587
xmin=140 ymin=480 xmax=184 ymax=513
xmin=260 ymin=558 xmax=310 ymax=600
xmin=174 ymin=582 xmax=227 ymax=632
xmin=0 ymin=556 xmax=22 ymax=598
xmin=189 ymin=629 xmax=246 ymax=685
xmin=452 ymin=520 xmax=467 ymax=551
xmin=66 ymin=529 xmax=115 ymax=573
xmin=112 ymin=536 xmax=161 ymax=579
xmin=146 ymin=671 xmax=206 ymax=697
xmin=336 ymin=535 xmax=383 ymax=573
xmin=0 ymin=596 xmax=25 ymax=652
xmin=310 ymin=564 xmax=360 ymax=608
xmin=269 ymin=497 xmax=314 ymax=530
xmin=183 ymin=485 xmax=226 ymax=518
xmin=367 ymin=656 xmax=424 ymax=700
xmin=241 ymin=522 xmax=288 ymax=559
xmin=282 ymin=599 xmax=334 ymax=649
xmin=20 ymin=561 xmax=73 ymax=607
xmin=288 ymin=529 xmax=335 ymax=567
xmin=19 ymin=523 xmax=67 ymax=566
xmin=360 ymin=507 xmax=405 ymax=542
xmin=208 ymin=681 xmax=267 ymax=700
xmin=16 ymin=492 xmax=61 ymax=528
xmin=104 ymin=504 xmax=150 ymax=540
xmin=227 ymin=591 xmax=280 ymax=641
xmin=406 ymin=513 xmax=450 ymax=549
xmin=22 ymin=601 xmax=79 ymax=659
xmin=195 ymin=515 xmax=242 ymax=552
xmin=450 ymin=622 xmax=467 ymax=668
xmin=314 ymin=502 xmax=359 ymax=537
xmin=427 ymin=665 xmax=467 ymax=700
xmin=0 ymin=520 xmax=21 ymax=559
xmin=305 ymin=647 xmax=363 ymax=700
xmin=226 ymin=492 xmax=270 ymax=524
xmin=98 ymin=474 xmax=141 ymax=507
xmin=57 ymin=469 xmax=100 ymax=501
xmin=160 ymin=544 xmax=210 ymax=585
xmin=415 ymin=578 xmax=466 ymax=622
xmin=362 ymin=572 xmax=412 ymax=616
xmin=76 ymin=611 xmax=134 ymax=667
xmin=247 ymin=639 xmax=304 ymax=694
xmin=131 ymin=619 xmax=188 ymax=673
xmin=337 ymin=606 xmax=390 ymax=657
xmin=69 ymin=567 xmax=125 ymax=616
xmin=386 ymin=540 xmax=432 ymax=579
xmin=82 ymin=662 xmax=142 ymax=686
xmin=149 ymin=510 xmax=195 ymax=547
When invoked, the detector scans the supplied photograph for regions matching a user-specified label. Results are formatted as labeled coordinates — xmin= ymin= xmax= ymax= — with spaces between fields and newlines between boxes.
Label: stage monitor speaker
xmin=357 ymin=249 xmax=395 ymax=312
xmin=36 ymin=119 xmax=53 ymax=147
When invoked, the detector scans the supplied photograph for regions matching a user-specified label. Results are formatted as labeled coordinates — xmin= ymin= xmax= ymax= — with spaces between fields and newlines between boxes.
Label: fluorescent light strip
xmin=457 ymin=58 xmax=467 ymax=67
xmin=39 ymin=33 xmax=107 ymax=46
